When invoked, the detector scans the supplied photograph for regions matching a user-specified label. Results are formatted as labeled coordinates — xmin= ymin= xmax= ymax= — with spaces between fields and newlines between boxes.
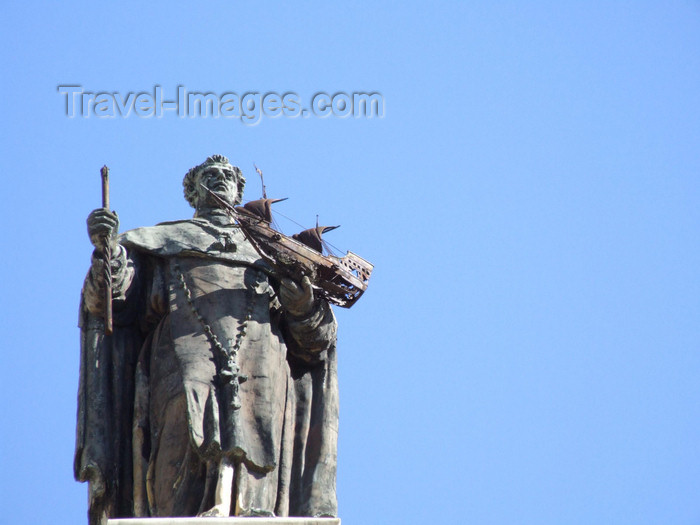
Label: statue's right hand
xmin=87 ymin=208 xmax=119 ymax=250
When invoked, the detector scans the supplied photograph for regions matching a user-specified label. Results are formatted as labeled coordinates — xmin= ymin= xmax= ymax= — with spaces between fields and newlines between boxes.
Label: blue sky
xmin=1 ymin=2 xmax=699 ymax=524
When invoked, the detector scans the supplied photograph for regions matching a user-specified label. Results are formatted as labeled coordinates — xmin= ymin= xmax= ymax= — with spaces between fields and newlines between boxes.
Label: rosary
xmin=171 ymin=259 xmax=257 ymax=410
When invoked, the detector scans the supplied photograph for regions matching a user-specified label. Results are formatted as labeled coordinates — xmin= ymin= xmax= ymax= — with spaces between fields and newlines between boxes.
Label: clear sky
xmin=1 ymin=2 xmax=699 ymax=524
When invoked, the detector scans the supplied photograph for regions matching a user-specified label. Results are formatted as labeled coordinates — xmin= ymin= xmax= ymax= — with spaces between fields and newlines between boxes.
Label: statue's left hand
xmin=279 ymin=276 xmax=315 ymax=317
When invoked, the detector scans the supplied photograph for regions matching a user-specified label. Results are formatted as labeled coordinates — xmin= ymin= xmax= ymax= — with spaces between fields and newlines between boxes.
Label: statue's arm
xmin=278 ymin=276 xmax=337 ymax=360
xmin=286 ymin=298 xmax=337 ymax=352
xmin=83 ymin=207 xmax=139 ymax=316
xmin=82 ymin=243 xmax=135 ymax=315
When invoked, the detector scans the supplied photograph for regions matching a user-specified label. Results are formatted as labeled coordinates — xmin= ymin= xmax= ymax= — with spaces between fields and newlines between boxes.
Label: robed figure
xmin=75 ymin=155 xmax=339 ymax=524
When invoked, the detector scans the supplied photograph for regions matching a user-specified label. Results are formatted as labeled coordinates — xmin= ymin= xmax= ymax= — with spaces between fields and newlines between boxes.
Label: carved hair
xmin=182 ymin=154 xmax=246 ymax=208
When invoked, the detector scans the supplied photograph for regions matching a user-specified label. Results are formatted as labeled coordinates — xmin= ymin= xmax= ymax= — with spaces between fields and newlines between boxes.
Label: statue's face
xmin=195 ymin=165 xmax=240 ymax=208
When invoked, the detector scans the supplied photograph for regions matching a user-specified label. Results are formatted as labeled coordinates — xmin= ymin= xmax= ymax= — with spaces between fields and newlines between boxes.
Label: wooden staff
xmin=101 ymin=165 xmax=113 ymax=335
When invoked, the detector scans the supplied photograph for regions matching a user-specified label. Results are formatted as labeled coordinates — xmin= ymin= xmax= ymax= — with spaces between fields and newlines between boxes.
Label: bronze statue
xmin=75 ymin=155 xmax=346 ymax=523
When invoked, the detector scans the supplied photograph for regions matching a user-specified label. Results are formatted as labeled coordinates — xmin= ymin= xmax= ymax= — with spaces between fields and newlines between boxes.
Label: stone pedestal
xmin=108 ymin=519 xmax=340 ymax=525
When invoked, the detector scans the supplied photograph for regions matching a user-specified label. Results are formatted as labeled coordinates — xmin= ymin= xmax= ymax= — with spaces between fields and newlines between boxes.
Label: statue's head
xmin=183 ymin=154 xmax=246 ymax=211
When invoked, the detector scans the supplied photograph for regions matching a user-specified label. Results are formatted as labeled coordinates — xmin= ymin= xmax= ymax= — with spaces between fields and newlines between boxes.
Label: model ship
xmin=201 ymin=185 xmax=373 ymax=308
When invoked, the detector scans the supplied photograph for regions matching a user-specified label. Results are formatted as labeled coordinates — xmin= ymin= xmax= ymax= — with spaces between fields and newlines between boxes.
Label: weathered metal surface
xmin=78 ymin=157 xmax=343 ymax=524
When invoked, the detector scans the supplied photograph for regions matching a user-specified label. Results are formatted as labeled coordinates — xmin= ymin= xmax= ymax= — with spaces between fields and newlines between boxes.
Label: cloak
xmin=75 ymin=219 xmax=338 ymax=523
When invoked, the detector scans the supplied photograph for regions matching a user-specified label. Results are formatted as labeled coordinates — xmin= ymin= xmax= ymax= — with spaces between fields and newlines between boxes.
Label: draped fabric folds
xmin=75 ymin=220 xmax=338 ymax=524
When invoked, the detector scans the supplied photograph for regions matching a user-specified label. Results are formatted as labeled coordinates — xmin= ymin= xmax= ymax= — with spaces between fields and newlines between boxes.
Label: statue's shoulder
xmin=119 ymin=219 xmax=216 ymax=256
xmin=118 ymin=219 xmax=261 ymax=264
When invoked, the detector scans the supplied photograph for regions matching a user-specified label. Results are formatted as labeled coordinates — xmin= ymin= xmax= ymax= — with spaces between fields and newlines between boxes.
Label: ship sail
xmin=292 ymin=225 xmax=339 ymax=254
xmin=236 ymin=198 xmax=287 ymax=223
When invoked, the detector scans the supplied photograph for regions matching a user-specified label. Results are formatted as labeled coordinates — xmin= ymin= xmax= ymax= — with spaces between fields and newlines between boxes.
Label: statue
xmin=75 ymin=156 xmax=344 ymax=524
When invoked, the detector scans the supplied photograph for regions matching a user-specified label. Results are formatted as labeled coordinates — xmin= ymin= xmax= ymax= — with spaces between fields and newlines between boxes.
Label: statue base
xmin=108 ymin=519 xmax=340 ymax=525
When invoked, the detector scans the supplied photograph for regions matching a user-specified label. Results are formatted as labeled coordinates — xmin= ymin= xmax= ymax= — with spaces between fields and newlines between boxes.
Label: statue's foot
xmin=198 ymin=504 xmax=230 ymax=517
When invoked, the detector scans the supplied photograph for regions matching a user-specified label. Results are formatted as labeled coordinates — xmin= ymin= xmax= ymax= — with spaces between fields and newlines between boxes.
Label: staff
xmin=100 ymin=165 xmax=113 ymax=335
